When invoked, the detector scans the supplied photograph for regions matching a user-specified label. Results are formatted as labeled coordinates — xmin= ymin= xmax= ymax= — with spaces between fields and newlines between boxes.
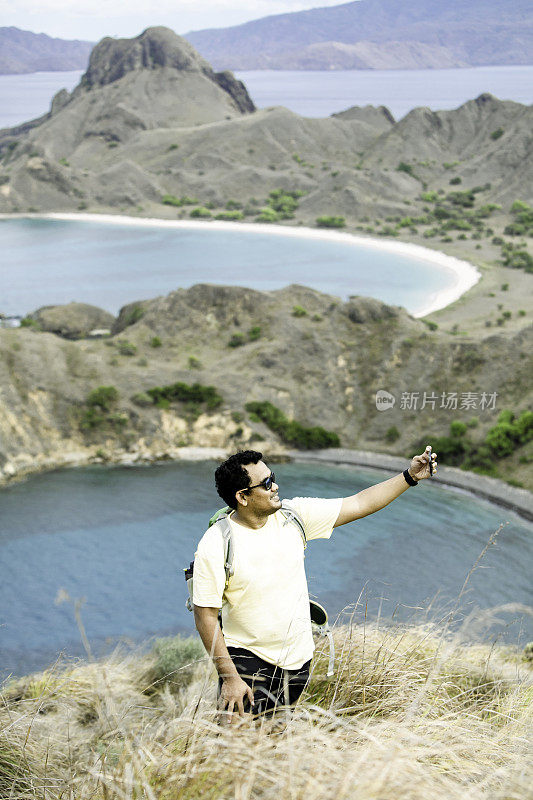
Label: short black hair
xmin=215 ymin=450 xmax=263 ymax=509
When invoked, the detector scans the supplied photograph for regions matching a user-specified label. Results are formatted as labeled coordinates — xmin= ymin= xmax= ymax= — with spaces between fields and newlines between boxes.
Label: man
xmin=193 ymin=447 xmax=437 ymax=720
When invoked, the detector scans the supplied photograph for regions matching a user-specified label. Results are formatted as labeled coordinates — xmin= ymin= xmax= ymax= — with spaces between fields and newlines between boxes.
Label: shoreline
xmin=1 ymin=444 xmax=531 ymax=523
xmin=0 ymin=211 xmax=481 ymax=318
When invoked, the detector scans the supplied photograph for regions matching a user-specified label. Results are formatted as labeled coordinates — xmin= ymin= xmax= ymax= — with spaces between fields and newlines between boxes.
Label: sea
xmin=0 ymin=64 xmax=532 ymax=129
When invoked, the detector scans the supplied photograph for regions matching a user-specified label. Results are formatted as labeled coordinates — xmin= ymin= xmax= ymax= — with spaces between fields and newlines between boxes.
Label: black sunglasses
xmin=243 ymin=472 xmax=276 ymax=492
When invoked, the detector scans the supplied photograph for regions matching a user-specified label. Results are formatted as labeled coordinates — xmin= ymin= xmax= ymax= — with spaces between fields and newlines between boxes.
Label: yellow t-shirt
xmin=192 ymin=496 xmax=342 ymax=670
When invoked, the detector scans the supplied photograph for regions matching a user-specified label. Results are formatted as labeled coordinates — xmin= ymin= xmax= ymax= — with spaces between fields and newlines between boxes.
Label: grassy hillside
xmin=1 ymin=285 xmax=532 ymax=490
xmin=2 ymin=619 xmax=531 ymax=798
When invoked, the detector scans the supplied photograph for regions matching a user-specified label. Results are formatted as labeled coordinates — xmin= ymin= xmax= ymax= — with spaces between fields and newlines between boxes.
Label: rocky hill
xmin=186 ymin=0 xmax=533 ymax=71
xmin=0 ymin=284 xmax=531 ymax=490
xmin=0 ymin=27 xmax=93 ymax=74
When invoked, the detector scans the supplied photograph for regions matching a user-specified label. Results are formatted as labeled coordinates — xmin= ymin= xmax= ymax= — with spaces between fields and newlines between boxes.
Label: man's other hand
xmin=219 ymin=675 xmax=255 ymax=721
xmin=409 ymin=447 xmax=438 ymax=481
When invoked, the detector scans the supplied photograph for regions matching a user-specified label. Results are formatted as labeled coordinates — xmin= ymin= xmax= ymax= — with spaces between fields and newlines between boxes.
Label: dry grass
xmin=1 ymin=618 xmax=532 ymax=800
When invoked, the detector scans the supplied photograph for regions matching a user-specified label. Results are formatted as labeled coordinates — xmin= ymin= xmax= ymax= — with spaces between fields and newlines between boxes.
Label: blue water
xmin=0 ymin=461 xmax=531 ymax=677
xmin=0 ymin=218 xmax=455 ymax=316
xmin=1 ymin=65 xmax=532 ymax=129
xmin=237 ymin=65 xmax=533 ymax=120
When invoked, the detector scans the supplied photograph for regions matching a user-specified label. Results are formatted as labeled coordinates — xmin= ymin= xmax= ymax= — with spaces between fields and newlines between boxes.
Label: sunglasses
xmin=243 ymin=472 xmax=276 ymax=492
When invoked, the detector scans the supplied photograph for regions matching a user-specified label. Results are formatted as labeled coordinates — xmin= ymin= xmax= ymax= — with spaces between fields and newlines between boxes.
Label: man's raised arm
xmin=334 ymin=448 xmax=437 ymax=527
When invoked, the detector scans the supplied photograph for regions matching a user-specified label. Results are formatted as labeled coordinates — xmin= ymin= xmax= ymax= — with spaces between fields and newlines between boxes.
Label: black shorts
xmin=219 ymin=647 xmax=311 ymax=717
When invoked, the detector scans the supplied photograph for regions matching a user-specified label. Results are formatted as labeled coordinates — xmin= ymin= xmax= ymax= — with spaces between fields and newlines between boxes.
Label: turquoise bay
xmin=1 ymin=460 xmax=531 ymax=678
xmin=1 ymin=217 xmax=464 ymax=317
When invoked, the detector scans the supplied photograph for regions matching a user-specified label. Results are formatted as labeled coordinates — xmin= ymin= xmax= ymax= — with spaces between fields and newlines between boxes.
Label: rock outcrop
xmin=28 ymin=303 xmax=115 ymax=339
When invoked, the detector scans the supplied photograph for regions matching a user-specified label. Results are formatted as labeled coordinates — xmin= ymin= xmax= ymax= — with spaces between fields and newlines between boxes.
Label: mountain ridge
xmin=0 ymin=26 xmax=93 ymax=74
xmin=185 ymin=0 xmax=533 ymax=70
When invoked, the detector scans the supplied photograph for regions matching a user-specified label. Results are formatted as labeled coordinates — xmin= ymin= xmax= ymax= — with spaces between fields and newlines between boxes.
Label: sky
xmin=0 ymin=0 xmax=349 ymax=41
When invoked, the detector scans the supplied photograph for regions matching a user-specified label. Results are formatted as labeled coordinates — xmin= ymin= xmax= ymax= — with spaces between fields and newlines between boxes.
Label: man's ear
xmin=235 ymin=490 xmax=247 ymax=507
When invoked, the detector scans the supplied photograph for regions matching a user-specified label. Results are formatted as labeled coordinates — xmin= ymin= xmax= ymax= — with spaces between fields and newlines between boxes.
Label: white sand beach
xmin=22 ymin=212 xmax=482 ymax=318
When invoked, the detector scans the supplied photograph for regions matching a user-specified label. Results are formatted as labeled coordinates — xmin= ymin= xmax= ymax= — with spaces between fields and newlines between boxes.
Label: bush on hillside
xmin=146 ymin=381 xmax=222 ymax=410
xmin=316 ymin=215 xmax=346 ymax=229
xmin=245 ymin=400 xmax=339 ymax=449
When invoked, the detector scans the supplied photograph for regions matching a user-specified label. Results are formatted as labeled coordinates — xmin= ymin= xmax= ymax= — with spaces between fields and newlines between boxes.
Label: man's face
xmin=239 ymin=460 xmax=281 ymax=514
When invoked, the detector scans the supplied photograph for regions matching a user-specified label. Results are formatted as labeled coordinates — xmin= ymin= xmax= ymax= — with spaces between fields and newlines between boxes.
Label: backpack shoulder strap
xmin=210 ymin=514 xmax=234 ymax=589
xmin=280 ymin=502 xmax=307 ymax=550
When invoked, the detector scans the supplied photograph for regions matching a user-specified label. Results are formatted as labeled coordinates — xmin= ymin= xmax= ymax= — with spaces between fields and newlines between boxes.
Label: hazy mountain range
xmin=0 ymin=27 xmax=93 ymax=74
xmin=1 ymin=0 xmax=532 ymax=75
xmin=186 ymin=0 xmax=533 ymax=70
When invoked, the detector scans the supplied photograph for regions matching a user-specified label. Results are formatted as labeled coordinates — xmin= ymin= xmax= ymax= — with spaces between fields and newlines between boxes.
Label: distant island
xmin=0 ymin=27 xmax=93 ymax=74
xmin=186 ymin=0 xmax=533 ymax=71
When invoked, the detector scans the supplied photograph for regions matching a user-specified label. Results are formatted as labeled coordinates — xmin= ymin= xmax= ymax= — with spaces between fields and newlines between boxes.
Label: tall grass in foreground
xmin=1 ymin=618 xmax=532 ymax=800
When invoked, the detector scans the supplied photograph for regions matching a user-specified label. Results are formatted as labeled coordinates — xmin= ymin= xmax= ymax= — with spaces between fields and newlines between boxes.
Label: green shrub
xmin=502 ymin=249 xmax=533 ymax=272
xmin=397 ymin=162 xmax=415 ymax=176
xmin=421 ymin=191 xmax=439 ymax=202
xmin=20 ymin=316 xmax=40 ymax=329
xmin=447 ymin=190 xmax=475 ymax=207
xmin=87 ymin=386 xmax=118 ymax=411
xmin=385 ymin=426 xmax=400 ymax=443
xmin=316 ymin=215 xmax=346 ymax=229
xmin=504 ymin=223 xmax=527 ymax=236
xmin=147 ymin=382 xmax=222 ymax=410
xmin=190 ymin=207 xmax=212 ymax=218
xmin=162 ymin=195 xmax=198 ymax=207
xmin=228 ymin=333 xmax=246 ymax=348
xmin=292 ymin=305 xmax=307 ymax=317
xmin=117 ymin=340 xmax=137 ymax=356
xmin=484 ymin=410 xmax=533 ymax=457
xmin=490 ymin=128 xmax=504 ymax=140
xmin=245 ymin=401 xmax=339 ymax=449
xmin=167 ymin=143 xmax=179 ymax=151
xmin=131 ymin=392 xmax=153 ymax=407
xmin=59 ymin=157 xmax=69 ymax=166
xmin=80 ymin=407 xmax=106 ymax=430
xmin=123 ymin=305 xmax=144 ymax=327
xmin=146 ymin=635 xmax=205 ymax=690
xmin=256 ymin=206 xmax=279 ymax=223
xmin=188 ymin=355 xmax=202 ymax=369
xmin=225 ymin=199 xmax=243 ymax=210
xmin=215 ymin=211 xmax=244 ymax=221
xmin=248 ymin=326 xmax=261 ymax=341
xmin=267 ymin=189 xmax=305 ymax=219
xmin=449 ymin=177 xmax=462 ymax=185
xmin=450 ymin=421 xmax=468 ymax=438
xmin=149 ymin=336 xmax=162 ymax=348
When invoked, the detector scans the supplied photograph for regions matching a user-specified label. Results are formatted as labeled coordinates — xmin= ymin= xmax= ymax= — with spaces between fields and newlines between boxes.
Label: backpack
xmin=184 ymin=502 xmax=335 ymax=676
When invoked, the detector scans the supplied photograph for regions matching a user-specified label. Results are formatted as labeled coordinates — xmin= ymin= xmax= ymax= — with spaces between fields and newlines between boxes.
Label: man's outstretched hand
xmin=409 ymin=445 xmax=438 ymax=481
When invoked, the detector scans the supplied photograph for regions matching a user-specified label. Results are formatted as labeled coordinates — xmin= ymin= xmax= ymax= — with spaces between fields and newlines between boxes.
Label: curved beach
xmin=26 ymin=212 xmax=482 ymax=318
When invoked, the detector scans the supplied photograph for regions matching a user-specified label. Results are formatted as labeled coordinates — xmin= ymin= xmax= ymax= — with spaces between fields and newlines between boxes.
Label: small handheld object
xmin=425 ymin=445 xmax=433 ymax=476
